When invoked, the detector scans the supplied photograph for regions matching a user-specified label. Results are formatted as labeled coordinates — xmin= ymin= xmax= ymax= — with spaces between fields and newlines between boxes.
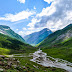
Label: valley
xmin=30 ymin=49 xmax=72 ymax=72
xmin=0 ymin=0 xmax=72 ymax=72
xmin=0 ymin=50 xmax=67 ymax=72
xmin=0 ymin=24 xmax=72 ymax=72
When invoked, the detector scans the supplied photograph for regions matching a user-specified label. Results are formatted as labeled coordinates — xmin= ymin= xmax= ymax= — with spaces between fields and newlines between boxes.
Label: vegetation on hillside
xmin=0 ymin=47 xmax=10 ymax=55
xmin=0 ymin=33 xmax=66 ymax=72
xmin=0 ymin=24 xmax=72 ymax=72
xmin=0 ymin=33 xmax=36 ymax=54
xmin=0 ymin=25 xmax=25 ymax=43
xmin=36 ymin=24 xmax=72 ymax=63
xmin=37 ymin=24 xmax=72 ymax=47
xmin=41 ymin=37 xmax=72 ymax=62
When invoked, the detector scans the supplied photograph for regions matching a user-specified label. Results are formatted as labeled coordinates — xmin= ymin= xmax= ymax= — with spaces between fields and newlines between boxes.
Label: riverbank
xmin=30 ymin=49 xmax=72 ymax=72
xmin=0 ymin=51 xmax=67 ymax=72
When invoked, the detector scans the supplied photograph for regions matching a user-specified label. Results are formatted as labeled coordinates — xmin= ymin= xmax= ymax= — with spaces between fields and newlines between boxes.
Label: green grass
xmin=0 ymin=47 xmax=67 ymax=72
xmin=0 ymin=47 xmax=66 ymax=72
xmin=0 ymin=25 xmax=25 ymax=43
xmin=7 ymin=69 xmax=18 ymax=72
xmin=0 ymin=28 xmax=71 ymax=72
xmin=0 ymin=47 xmax=10 ymax=55
xmin=37 ymin=24 xmax=72 ymax=47
xmin=42 ymin=46 xmax=72 ymax=62
xmin=0 ymin=33 xmax=35 ymax=51
xmin=14 ymin=54 xmax=66 ymax=72
xmin=38 ymin=36 xmax=72 ymax=63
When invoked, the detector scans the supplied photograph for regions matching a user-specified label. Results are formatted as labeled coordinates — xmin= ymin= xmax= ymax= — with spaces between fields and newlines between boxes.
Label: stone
xmin=0 ymin=68 xmax=4 ymax=71
xmin=0 ymin=55 xmax=5 ymax=59
xmin=8 ymin=61 xmax=12 ymax=67
xmin=22 ymin=66 xmax=27 ymax=69
xmin=0 ymin=61 xmax=3 ymax=65
xmin=12 ymin=65 xmax=17 ymax=68
xmin=5 ymin=58 xmax=9 ymax=61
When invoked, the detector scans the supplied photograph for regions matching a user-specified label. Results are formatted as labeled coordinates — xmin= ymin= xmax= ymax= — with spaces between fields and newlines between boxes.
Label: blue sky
xmin=0 ymin=0 xmax=72 ymax=37
xmin=0 ymin=0 xmax=51 ymax=36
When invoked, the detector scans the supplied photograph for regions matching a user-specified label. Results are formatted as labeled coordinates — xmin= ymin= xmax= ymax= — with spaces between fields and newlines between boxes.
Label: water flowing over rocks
xmin=30 ymin=49 xmax=72 ymax=72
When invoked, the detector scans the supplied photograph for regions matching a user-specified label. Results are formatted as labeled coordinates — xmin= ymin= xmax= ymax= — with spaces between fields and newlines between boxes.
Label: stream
xmin=6 ymin=49 xmax=72 ymax=72
xmin=30 ymin=49 xmax=72 ymax=72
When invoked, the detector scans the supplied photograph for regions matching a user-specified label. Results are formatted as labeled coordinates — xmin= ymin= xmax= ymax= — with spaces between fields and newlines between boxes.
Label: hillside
xmin=0 ymin=25 xmax=25 ymax=43
xmin=41 ymin=37 xmax=72 ymax=62
xmin=38 ymin=24 xmax=72 ymax=47
xmin=0 ymin=33 xmax=35 ymax=54
xmin=24 ymin=28 xmax=52 ymax=46
xmin=0 ymin=32 xmax=66 ymax=72
xmin=0 ymin=26 xmax=70 ymax=72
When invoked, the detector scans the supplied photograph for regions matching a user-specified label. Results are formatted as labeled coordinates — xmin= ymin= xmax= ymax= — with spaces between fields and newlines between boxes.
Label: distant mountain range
xmin=37 ymin=24 xmax=72 ymax=47
xmin=24 ymin=28 xmax=52 ymax=46
xmin=0 ymin=25 xmax=25 ymax=43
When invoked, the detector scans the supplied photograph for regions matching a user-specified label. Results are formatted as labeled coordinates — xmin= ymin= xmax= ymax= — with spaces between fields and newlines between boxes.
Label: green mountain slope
xmin=0 ymin=33 xmax=35 ymax=54
xmin=42 ymin=37 xmax=72 ymax=62
xmin=0 ymin=25 xmax=25 ymax=43
xmin=37 ymin=24 xmax=72 ymax=47
xmin=0 ymin=27 xmax=69 ymax=72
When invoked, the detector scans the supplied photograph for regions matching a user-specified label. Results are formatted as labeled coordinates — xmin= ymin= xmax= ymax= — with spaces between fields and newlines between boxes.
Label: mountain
xmin=24 ymin=28 xmax=52 ymax=46
xmin=37 ymin=24 xmax=72 ymax=47
xmin=0 ymin=34 xmax=66 ymax=72
xmin=0 ymin=33 xmax=35 ymax=53
xmin=41 ymin=37 xmax=72 ymax=62
xmin=0 ymin=25 xmax=25 ymax=43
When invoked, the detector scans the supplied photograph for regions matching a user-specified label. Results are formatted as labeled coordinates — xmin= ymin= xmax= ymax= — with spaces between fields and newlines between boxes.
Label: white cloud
xmin=22 ymin=27 xmax=27 ymax=30
xmin=25 ymin=31 xmax=34 ymax=35
xmin=37 ymin=3 xmax=56 ymax=17
xmin=18 ymin=30 xmax=34 ymax=37
xmin=34 ymin=6 xmax=36 ymax=10
xmin=17 ymin=0 xmax=25 ymax=4
xmin=27 ymin=18 xmax=41 ymax=30
xmin=18 ymin=31 xmax=25 ymax=37
xmin=18 ymin=0 xmax=72 ymax=37
xmin=33 ymin=0 xmax=72 ymax=31
xmin=27 ymin=0 xmax=57 ymax=31
xmin=18 ymin=27 xmax=45 ymax=37
xmin=46 ymin=20 xmax=64 ymax=31
xmin=0 ymin=10 xmax=35 ymax=22
xmin=66 ymin=11 xmax=72 ymax=20
xmin=17 ymin=0 xmax=72 ymax=37
xmin=44 ymin=0 xmax=53 ymax=4
xmin=16 ymin=29 xmax=19 ymax=31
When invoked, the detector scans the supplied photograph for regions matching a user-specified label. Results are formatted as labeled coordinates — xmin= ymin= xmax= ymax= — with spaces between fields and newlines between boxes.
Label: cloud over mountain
xmin=0 ymin=0 xmax=72 ymax=36
xmin=28 ymin=0 xmax=72 ymax=31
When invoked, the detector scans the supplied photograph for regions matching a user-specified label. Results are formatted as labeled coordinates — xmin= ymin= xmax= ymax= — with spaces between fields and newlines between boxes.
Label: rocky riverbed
xmin=0 ymin=55 xmax=32 ymax=72
xmin=30 ymin=49 xmax=72 ymax=72
xmin=0 ymin=49 xmax=70 ymax=72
